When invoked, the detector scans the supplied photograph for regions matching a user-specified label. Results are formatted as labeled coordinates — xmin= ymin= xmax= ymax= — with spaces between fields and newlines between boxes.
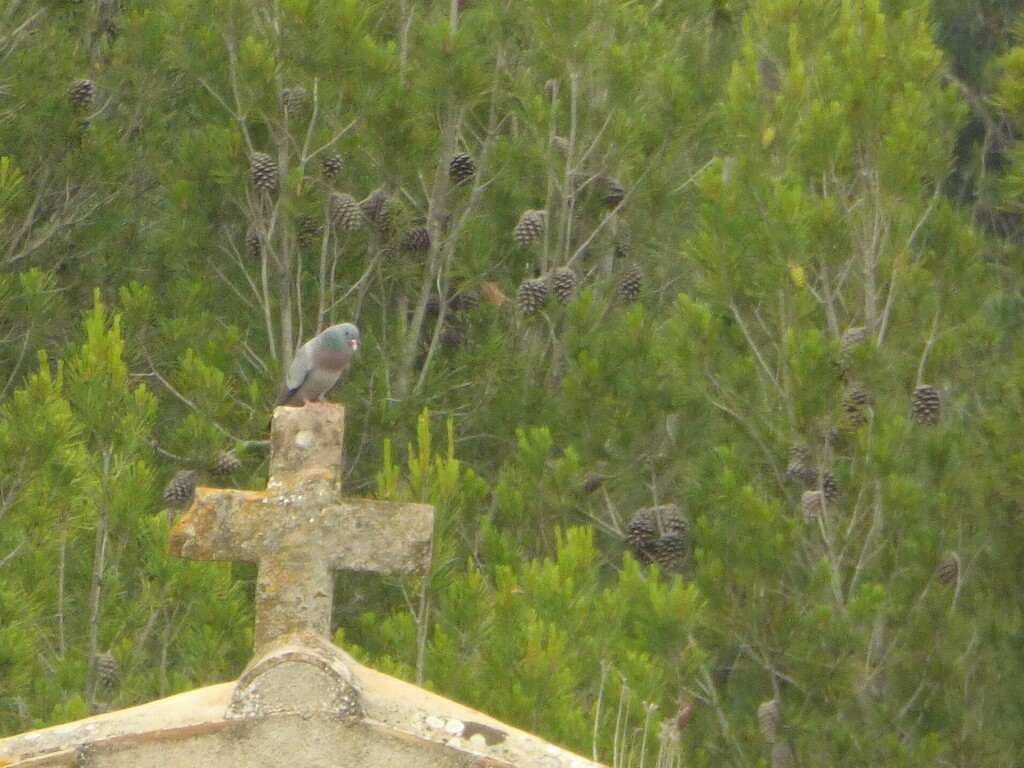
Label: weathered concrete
xmin=11 ymin=714 xmax=492 ymax=768
xmin=168 ymin=405 xmax=434 ymax=657
xmin=226 ymin=636 xmax=362 ymax=719
xmin=0 ymin=654 xmax=603 ymax=768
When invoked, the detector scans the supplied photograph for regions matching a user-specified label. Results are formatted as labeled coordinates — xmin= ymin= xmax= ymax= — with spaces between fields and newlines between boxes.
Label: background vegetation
xmin=2 ymin=0 xmax=1024 ymax=765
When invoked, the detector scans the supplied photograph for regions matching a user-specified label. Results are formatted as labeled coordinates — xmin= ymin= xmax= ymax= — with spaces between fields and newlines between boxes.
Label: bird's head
xmin=323 ymin=323 xmax=360 ymax=355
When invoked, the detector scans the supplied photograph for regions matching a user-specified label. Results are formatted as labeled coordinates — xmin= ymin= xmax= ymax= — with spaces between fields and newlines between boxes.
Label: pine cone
xmin=514 ymin=210 xmax=546 ymax=247
xmin=841 ymin=382 xmax=873 ymax=429
xmin=359 ymin=189 xmax=386 ymax=221
xmin=844 ymin=382 xmax=874 ymax=407
xmin=69 ymin=79 xmax=96 ymax=110
xmin=360 ymin=191 xmax=395 ymax=238
xmin=550 ymin=268 xmax=579 ymax=303
xmin=911 ymin=384 xmax=941 ymax=425
xmin=94 ymin=652 xmax=119 ymax=688
xmin=653 ymin=535 xmax=688 ymax=573
xmin=580 ymin=472 xmax=608 ymax=495
xmin=400 ymin=225 xmax=431 ymax=254
xmin=711 ymin=662 xmax=733 ymax=690
xmin=245 ymin=228 xmax=262 ymax=260
xmin=837 ymin=325 xmax=869 ymax=375
xmin=814 ymin=417 xmax=841 ymax=452
xmin=449 ymin=153 xmax=476 ymax=184
xmin=800 ymin=490 xmax=824 ymax=523
xmin=625 ymin=511 xmax=659 ymax=565
xmin=516 ymin=278 xmax=548 ymax=316
xmin=614 ymin=233 xmax=633 ymax=260
xmin=841 ymin=325 xmax=869 ymax=351
xmin=757 ymin=699 xmax=782 ymax=744
xmin=440 ymin=325 xmax=465 ymax=350
xmin=320 ymin=154 xmax=343 ymax=181
xmin=164 ymin=470 xmax=198 ymax=508
xmin=936 ymin=550 xmax=960 ymax=585
xmin=626 ymin=505 xmax=688 ymax=567
xmin=280 ymin=86 xmax=309 ymax=118
xmin=602 ymin=176 xmax=626 ymax=208
xmin=249 ymin=152 xmax=279 ymax=194
xmin=329 ymin=192 xmax=365 ymax=232
xmin=297 ymin=216 xmax=323 ymax=248
xmin=821 ymin=471 xmax=839 ymax=504
xmin=211 ymin=451 xmax=242 ymax=476
xmin=615 ymin=264 xmax=644 ymax=304
xmin=785 ymin=445 xmax=816 ymax=486
xmin=449 ymin=291 xmax=480 ymax=313
xmin=660 ymin=507 xmax=689 ymax=539
xmin=375 ymin=201 xmax=395 ymax=238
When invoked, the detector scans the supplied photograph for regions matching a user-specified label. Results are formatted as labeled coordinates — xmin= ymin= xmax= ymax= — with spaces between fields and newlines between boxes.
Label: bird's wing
xmin=276 ymin=342 xmax=314 ymax=404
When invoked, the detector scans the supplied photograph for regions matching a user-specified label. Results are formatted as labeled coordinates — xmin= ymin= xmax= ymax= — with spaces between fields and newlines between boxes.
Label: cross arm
xmin=319 ymin=499 xmax=435 ymax=574
xmin=168 ymin=488 xmax=268 ymax=563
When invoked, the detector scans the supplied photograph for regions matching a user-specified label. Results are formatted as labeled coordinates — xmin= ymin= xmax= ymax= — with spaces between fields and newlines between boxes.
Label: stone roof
xmin=0 ymin=642 xmax=603 ymax=768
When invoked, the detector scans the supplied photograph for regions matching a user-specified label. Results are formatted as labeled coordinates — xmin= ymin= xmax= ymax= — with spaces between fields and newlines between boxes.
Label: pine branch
xmin=85 ymin=449 xmax=112 ymax=705
xmin=915 ymin=307 xmax=942 ymax=387
xmin=728 ymin=302 xmax=782 ymax=393
xmin=877 ymin=183 xmax=941 ymax=346
xmin=56 ymin=535 xmax=65 ymax=655
xmin=0 ymin=538 xmax=24 ymax=570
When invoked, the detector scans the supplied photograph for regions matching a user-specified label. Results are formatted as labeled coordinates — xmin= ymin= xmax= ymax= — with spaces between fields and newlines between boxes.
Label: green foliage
xmin=348 ymin=416 xmax=703 ymax=760
xmin=2 ymin=0 xmax=1024 ymax=766
xmin=0 ymin=297 xmax=249 ymax=732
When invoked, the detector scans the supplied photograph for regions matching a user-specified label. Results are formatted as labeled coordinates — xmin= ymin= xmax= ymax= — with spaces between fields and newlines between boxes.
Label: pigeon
xmin=275 ymin=323 xmax=360 ymax=407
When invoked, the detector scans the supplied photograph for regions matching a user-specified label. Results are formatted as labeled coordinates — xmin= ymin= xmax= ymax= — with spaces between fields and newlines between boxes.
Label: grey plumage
xmin=276 ymin=323 xmax=360 ymax=406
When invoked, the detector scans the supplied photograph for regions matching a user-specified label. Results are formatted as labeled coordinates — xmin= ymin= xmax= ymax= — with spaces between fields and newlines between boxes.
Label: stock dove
xmin=275 ymin=323 xmax=360 ymax=407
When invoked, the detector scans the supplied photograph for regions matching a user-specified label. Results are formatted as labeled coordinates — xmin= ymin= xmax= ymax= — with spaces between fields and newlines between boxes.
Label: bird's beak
xmin=351 ymin=339 xmax=359 ymax=352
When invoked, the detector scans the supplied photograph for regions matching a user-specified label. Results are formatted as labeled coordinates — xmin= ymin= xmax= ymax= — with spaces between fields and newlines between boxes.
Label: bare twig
xmin=692 ymin=647 xmax=747 ymax=765
xmin=0 ymin=7 xmax=44 ymax=65
xmin=140 ymin=358 xmax=253 ymax=445
xmin=671 ymin=158 xmax=716 ymax=194
xmin=0 ymin=538 xmax=24 ymax=569
xmin=915 ymin=307 xmax=941 ymax=387
xmin=56 ymin=534 xmax=66 ymax=653
xmin=847 ymin=480 xmax=884 ymax=596
xmin=705 ymin=391 xmax=786 ymax=494
xmin=566 ymin=149 xmax=664 ymax=268
xmin=592 ymin=660 xmax=610 ymax=763
xmin=728 ymin=302 xmax=782 ymax=393
xmin=306 ymin=117 xmax=360 ymax=163
xmin=398 ymin=100 xmax=462 ymax=396
xmin=398 ymin=1 xmax=414 ymax=83
xmin=877 ymin=183 xmax=941 ymax=346
xmin=85 ymin=449 xmax=112 ymax=705
xmin=816 ymin=262 xmax=841 ymax=338
xmin=0 ymin=325 xmax=33 ymax=400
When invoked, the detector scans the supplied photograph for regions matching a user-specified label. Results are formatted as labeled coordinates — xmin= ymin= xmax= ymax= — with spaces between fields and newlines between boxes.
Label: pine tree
xmin=3 ymin=1 xmax=1023 ymax=765
xmin=0 ymin=297 xmax=250 ymax=731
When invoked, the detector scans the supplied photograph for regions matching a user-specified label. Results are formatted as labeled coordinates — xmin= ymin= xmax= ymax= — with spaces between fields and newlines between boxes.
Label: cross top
xmin=169 ymin=406 xmax=434 ymax=657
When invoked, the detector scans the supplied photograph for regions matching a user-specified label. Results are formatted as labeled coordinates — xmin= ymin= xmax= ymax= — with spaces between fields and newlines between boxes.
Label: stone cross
xmin=169 ymin=405 xmax=434 ymax=658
